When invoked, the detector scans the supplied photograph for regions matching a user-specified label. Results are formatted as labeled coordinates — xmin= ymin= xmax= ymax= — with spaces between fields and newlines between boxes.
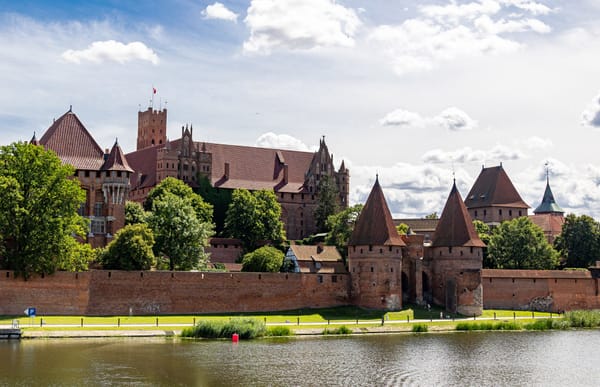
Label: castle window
xmin=483 ymin=209 xmax=487 ymax=217
xmin=460 ymin=250 xmax=463 ymax=256
xmin=301 ymin=194 xmax=304 ymax=200
xmin=291 ymin=194 xmax=295 ymax=200
xmin=470 ymin=247 xmax=474 ymax=254
xmin=332 ymin=275 xmax=337 ymax=283
xmin=509 ymin=210 xmax=512 ymax=216
xmin=449 ymin=247 xmax=452 ymax=254
xmin=84 ymin=170 xmax=89 ymax=177
xmin=389 ymin=246 xmax=392 ymax=252
xmin=370 ymin=267 xmax=374 ymax=272
xmin=369 ymin=245 xmax=372 ymax=251
xmin=390 ymin=268 xmax=393 ymax=272
xmin=518 ymin=210 xmax=522 ymax=216
xmin=94 ymin=202 xmax=103 ymax=217
xmin=91 ymin=219 xmax=105 ymax=234
xmin=379 ymin=248 xmax=383 ymax=254
xmin=499 ymin=209 xmax=502 ymax=216
xmin=117 ymin=171 xmax=122 ymax=177
xmin=474 ymin=210 xmax=478 ymax=217
xmin=318 ymin=275 xmax=323 ymax=283
xmin=96 ymin=171 xmax=101 ymax=178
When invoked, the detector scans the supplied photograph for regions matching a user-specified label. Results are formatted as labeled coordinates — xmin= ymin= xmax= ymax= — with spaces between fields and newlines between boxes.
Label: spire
xmin=534 ymin=174 xmax=564 ymax=215
xmin=102 ymin=140 xmax=133 ymax=172
xmin=432 ymin=182 xmax=485 ymax=248
xmin=30 ymin=132 xmax=40 ymax=146
xmin=348 ymin=177 xmax=406 ymax=246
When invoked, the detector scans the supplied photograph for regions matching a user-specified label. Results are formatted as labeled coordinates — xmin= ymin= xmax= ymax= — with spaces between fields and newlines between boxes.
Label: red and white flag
xmin=153 ymin=87 xmax=157 ymax=94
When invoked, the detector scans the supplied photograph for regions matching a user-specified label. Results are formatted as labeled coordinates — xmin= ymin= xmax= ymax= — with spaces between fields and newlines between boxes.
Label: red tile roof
xmin=39 ymin=109 xmax=105 ymax=170
xmin=348 ymin=177 xmax=406 ymax=246
xmin=288 ymin=245 xmax=342 ymax=262
xmin=529 ymin=214 xmax=564 ymax=236
xmin=126 ymin=144 xmax=160 ymax=189
xmin=432 ymin=182 xmax=486 ymax=248
xmin=102 ymin=140 xmax=133 ymax=172
xmin=465 ymin=165 xmax=529 ymax=209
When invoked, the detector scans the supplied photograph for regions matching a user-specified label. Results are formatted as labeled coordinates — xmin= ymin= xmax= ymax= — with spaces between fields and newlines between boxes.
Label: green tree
xmin=241 ymin=246 xmax=284 ymax=272
xmin=396 ymin=223 xmax=409 ymax=235
xmin=473 ymin=220 xmax=492 ymax=268
xmin=145 ymin=177 xmax=213 ymax=224
xmin=314 ymin=175 xmax=339 ymax=233
xmin=554 ymin=214 xmax=600 ymax=268
xmin=101 ymin=223 xmax=156 ymax=270
xmin=125 ymin=201 xmax=148 ymax=225
xmin=224 ymin=189 xmax=285 ymax=252
xmin=424 ymin=212 xmax=438 ymax=219
xmin=148 ymin=193 xmax=213 ymax=270
xmin=0 ymin=142 xmax=86 ymax=278
xmin=488 ymin=217 xmax=559 ymax=269
xmin=58 ymin=240 xmax=96 ymax=272
xmin=195 ymin=175 xmax=232 ymax=236
xmin=325 ymin=204 xmax=363 ymax=259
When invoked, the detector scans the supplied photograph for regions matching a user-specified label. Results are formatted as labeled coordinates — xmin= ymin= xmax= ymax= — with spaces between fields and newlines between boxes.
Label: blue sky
xmin=2 ymin=0 xmax=600 ymax=219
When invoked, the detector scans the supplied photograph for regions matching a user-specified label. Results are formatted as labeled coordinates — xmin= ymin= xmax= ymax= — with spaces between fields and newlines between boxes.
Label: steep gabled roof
xmin=39 ymin=109 xmax=105 ymax=170
xmin=102 ymin=140 xmax=133 ymax=172
xmin=432 ymin=182 xmax=486 ymax=248
xmin=288 ymin=245 xmax=342 ymax=262
xmin=465 ymin=165 xmax=529 ymax=209
xmin=534 ymin=178 xmax=564 ymax=214
xmin=348 ymin=177 xmax=405 ymax=246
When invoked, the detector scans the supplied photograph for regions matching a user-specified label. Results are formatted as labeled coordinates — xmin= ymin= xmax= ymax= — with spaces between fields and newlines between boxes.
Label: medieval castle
xmin=21 ymin=104 xmax=577 ymax=316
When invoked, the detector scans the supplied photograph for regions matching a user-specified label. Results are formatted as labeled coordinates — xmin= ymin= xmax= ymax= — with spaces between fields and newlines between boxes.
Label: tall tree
xmin=124 ymin=201 xmax=148 ymax=226
xmin=314 ymin=175 xmax=339 ymax=233
xmin=148 ymin=193 xmax=213 ymax=270
xmin=241 ymin=246 xmax=284 ymax=272
xmin=325 ymin=204 xmax=363 ymax=260
xmin=195 ymin=175 xmax=232 ymax=236
xmin=224 ymin=189 xmax=285 ymax=253
xmin=0 ymin=142 xmax=86 ymax=278
xmin=424 ymin=212 xmax=438 ymax=219
xmin=487 ymin=217 xmax=559 ymax=269
xmin=101 ymin=223 xmax=156 ymax=270
xmin=473 ymin=220 xmax=492 ymax=268
xmin=145 ymin=177 xmax=213 ymax=224
xmin=554 ymin=214 xmax=600 ymax=268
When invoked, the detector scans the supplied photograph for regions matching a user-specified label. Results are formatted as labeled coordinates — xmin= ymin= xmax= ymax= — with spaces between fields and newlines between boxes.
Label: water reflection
xmin=1 ymin=331 xmax=598 ymax=386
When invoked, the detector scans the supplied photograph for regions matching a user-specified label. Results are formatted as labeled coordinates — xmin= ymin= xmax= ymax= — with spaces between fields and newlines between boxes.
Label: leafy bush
xmin=565 ymin=310 xmax=600 ymax=328
xmin=181 ymin=318 xmax=266 ymax=339
xmin=267 ymin=326 xmax=293 ymax=337
xmin=524 ymin=318 xmax=569 ymax=331
xmin=412 ymin=323 xmax=428 ymax=332
xmin=323 ymin=325 xmax=352 ymax=335
xmin=456 ymin=321 xmax=520 ymax=331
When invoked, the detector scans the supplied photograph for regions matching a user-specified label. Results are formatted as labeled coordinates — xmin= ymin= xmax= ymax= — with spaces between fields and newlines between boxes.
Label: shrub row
xmin=323 ymin=325 xmax=352 ymax=335
xmin=456 ymin=321 xmax=520 ymax=331
xmin=181 ymin=318 xmax=266 ymax=339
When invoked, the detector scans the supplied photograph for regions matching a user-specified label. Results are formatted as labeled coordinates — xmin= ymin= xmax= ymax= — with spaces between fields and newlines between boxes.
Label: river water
xmin=1 ymin=330 xmax=598 ymax=386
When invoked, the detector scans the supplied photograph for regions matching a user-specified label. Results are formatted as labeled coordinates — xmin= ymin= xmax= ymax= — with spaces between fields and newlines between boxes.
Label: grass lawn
xmin=0 ymin=304 xmax=557 ymax=332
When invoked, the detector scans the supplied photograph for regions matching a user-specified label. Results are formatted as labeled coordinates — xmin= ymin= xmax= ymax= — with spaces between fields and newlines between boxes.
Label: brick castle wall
xmin=482 ymin=269 xmax=600 ymax=312
xmin=0 ymin=270 xmax=350 ymax=316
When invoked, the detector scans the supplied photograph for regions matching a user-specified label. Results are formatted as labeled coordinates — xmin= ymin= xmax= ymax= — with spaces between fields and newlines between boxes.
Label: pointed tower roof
xmin=534 ymin=177 xmax=564 ymax=214
xmin=39 ymin=109 xmax=105 ymax=170
xmin=102 ymin=139 xmax=133 ymax=172
xmin=30 ymin=132 xmax=40 ymax=146
xmin=464 ymin=165 xmax=529 ymax=209
xmin=432 ymin=182 xmax=486 ymax=248
xmin=348 ymin=177 xmax=406 ymax=246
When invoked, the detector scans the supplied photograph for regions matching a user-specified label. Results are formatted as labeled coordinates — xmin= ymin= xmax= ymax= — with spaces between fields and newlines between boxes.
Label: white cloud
xmin=255 ymin=132 xmax=313 ymax=151
xmin=379 ymin=109 xmax=427 ymax=127
xmin=368 ymin=1 xmax=553 ymax=75
xmin=434 ymin=107 xmax=478 ymax=131
xmin=380 ymin=106 xmax=477 ymax=131
xmin=243 ymin=0 xmax=362 ymax=53
xmin=202 ymin=2 xmax=238 ymax=22
xmin=422 ymin=144 xmax=525 ymax=164
xmin=61 ymin=40 xmax=159 ymax=65
xmin=581 ymin=92 xmax=600 ymax=128
xmin=524 ymin=136 xmax=553 ymax=150
xmin=500 ymin=0 xmax=554 ymax=15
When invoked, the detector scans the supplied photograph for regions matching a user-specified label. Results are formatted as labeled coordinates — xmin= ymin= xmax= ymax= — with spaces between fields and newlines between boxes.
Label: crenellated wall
xmin=0 ymin=270 xmax=350 ymax=316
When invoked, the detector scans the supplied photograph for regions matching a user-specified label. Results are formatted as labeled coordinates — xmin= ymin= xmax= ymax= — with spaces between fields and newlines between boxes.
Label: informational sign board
xmin=24 ymin=307 xmax=36 ymax=318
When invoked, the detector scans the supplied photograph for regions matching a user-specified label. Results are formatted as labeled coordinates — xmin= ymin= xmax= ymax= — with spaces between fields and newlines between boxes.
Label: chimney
xmin=104 ymin=148 xmax=109 ymax=161
xmin=283 ymin=164 xmax=288 ymax=184
xmin=224 ymin=162 xmax=230 ymax=179
xmin=317 ymin=244 xmax=323 ymax=254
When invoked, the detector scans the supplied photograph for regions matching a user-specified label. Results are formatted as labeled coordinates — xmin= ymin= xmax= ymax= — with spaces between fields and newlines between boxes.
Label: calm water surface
xmin=1 ymin=330 xmax=599 ymax=386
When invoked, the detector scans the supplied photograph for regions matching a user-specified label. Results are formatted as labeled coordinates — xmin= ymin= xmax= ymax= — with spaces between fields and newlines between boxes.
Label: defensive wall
xmin=3 ymin=268 xmax=600 ymax=315
xmin=482 ymin=269 xmax=600 ymax=312
xmin=0 ymin=270 xmax=350 ymax=316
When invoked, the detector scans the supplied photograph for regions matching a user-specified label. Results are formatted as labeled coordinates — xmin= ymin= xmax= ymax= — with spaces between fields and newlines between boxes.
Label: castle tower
xmin=428 ymin=181 xmax=485 ymax=316
xmin=533 ymin=174 xmax=564 ymax=216
xmin=464 ymin=164 xmax=529 ymax=226
xmin=101 ymin=140 xmax=133 ymax=236
xmin=347 ymin=177 xmax=405 ymax=310
xmin=530 ymin=171 xmax=564 ymax=244
xmin=137 ymin=107 xmax=167 ymax=150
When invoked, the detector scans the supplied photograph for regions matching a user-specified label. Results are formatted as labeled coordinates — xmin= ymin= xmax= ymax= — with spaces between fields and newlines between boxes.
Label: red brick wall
xmin=0 ymin=270 xmax=350 ymax=316
xmin=483 ymin=269 xmax=600 ymax=312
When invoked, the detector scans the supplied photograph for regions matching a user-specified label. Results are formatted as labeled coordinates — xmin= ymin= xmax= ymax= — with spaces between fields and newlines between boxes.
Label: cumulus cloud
xmin=581 ymin=92 xmax=600 ymax=128
xmin=422 ymin=144 xmax=525 ymax=164
xmin=255 ymin=132 xmax=313 ymax=151
xmin=369 ymin=0 xmax=552 ymax=75
xmin=380 ymin=107 xmax=477 ymax=131
xmin=243 ymin=0 xmax=362 ymax=53
xmin=61 ymin=40 xmax=159 ymax=65
xmin=524 ymin=136 xmax=553 ymax=150
xmin=500 ymin=0 xmax=554 ymax=15
xmin=202 ymin=2 xmax=238 ymax=22
xmin=379 ymin=109 xmax=427 ymax=127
